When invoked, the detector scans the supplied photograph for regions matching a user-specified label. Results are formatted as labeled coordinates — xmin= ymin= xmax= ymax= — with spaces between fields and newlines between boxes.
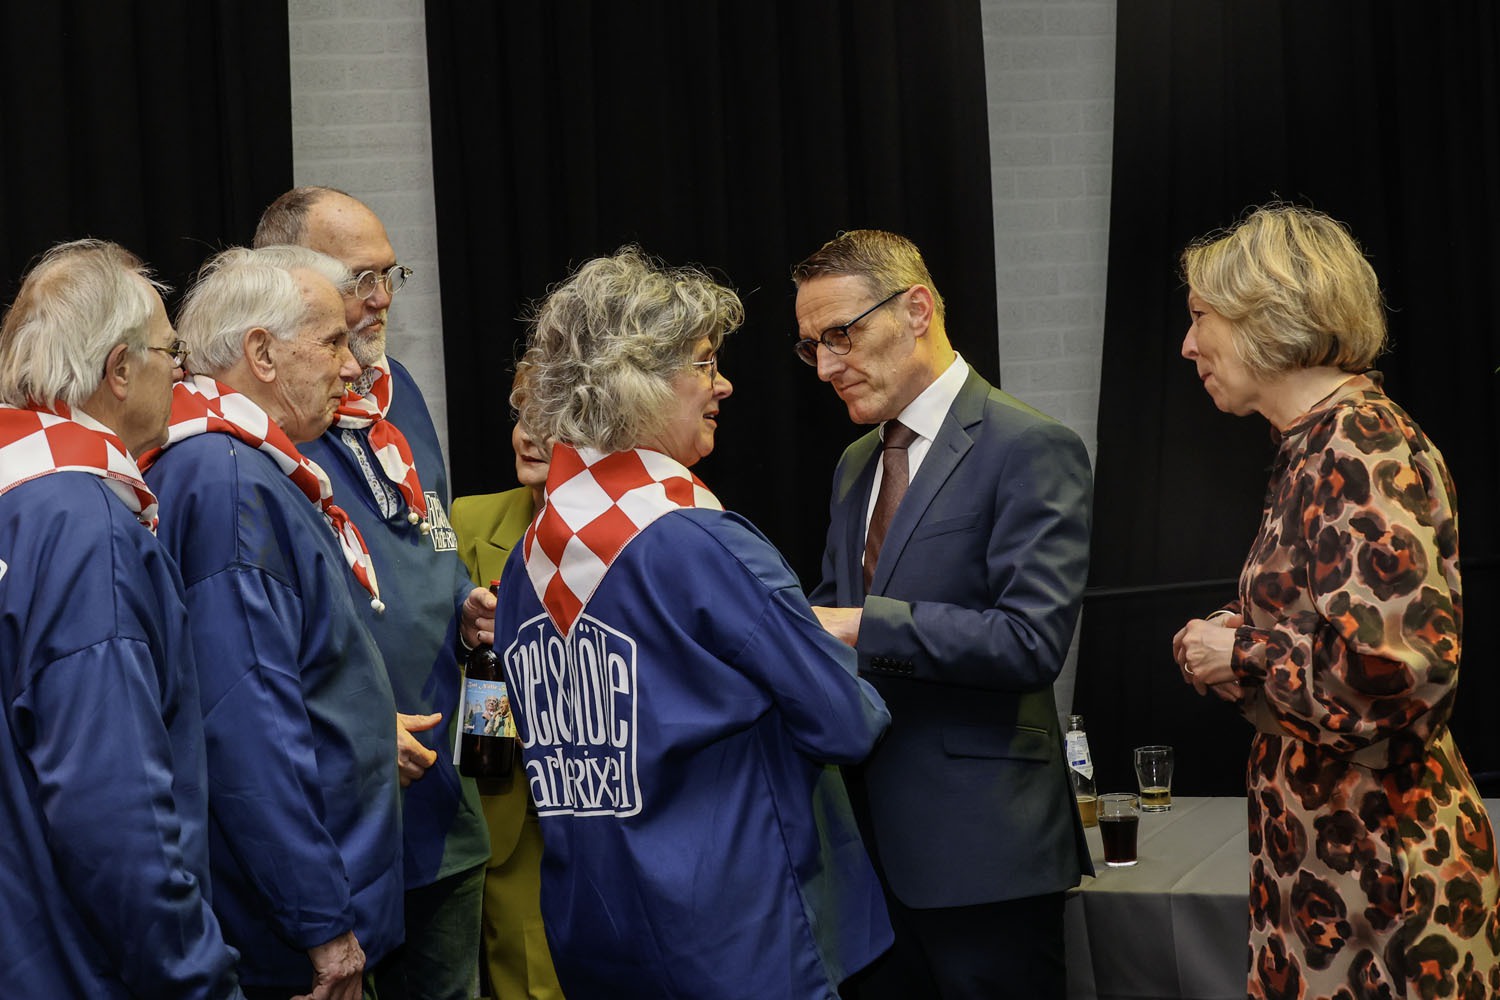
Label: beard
xmin=348 ymin=312 xmax=387 ymax=367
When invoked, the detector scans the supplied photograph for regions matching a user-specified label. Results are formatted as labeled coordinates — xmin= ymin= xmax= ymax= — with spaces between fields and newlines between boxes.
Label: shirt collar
xmin=886 ymin=352 xmax=968 ymax=443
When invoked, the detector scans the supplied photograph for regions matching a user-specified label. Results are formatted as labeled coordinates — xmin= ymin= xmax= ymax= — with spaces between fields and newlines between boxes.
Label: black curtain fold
xmin=1078 ymin=1 xmax=1500 ymax=796
xmin=0 ymin=1 xmax=293 ymax=305
xmin=425 ymin=0 xmax=997 ymax=585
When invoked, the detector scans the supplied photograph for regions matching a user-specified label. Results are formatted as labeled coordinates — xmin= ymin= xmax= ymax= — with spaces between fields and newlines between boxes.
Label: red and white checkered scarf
xmin=523 ymin=443 xmax=722 ymax=635
xmin=139 ymin=375 xmax=385 ymax=612
xmin=0 ymin=402 xmax=158 ymax=531
xmin=332 ymin=357 xmax=429 ymax=532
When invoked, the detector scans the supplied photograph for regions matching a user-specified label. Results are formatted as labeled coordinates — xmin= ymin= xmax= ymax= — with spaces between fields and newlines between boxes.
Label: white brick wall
xmin=287 ymin=0 xmax=450 ymax=459
xmin=982 ymin=0 xmax=1115 ymax=465
xmin=981 ymin=0 xmax=1117 ymax=715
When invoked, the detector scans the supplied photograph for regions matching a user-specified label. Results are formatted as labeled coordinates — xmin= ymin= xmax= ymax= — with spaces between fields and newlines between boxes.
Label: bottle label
xmin=460 ymin=678 xmax=516 ymax=740
xmin=1065 ymin=730 xmax=1094 ymax=779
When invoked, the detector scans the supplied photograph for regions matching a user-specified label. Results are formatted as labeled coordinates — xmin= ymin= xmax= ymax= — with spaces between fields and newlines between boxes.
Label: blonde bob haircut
xmin=516 ymin=246 xmax=742 ymax=453
xmin=1181 ymin=204 xmax=1387 ymax=377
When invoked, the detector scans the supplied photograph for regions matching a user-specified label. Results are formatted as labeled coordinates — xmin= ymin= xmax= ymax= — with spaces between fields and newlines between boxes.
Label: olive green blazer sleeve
xmin=450 ymin=488 xmax=538 ymax=588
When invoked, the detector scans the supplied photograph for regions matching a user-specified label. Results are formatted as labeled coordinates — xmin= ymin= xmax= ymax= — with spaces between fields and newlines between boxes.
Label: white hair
xmin=0 ymin=239 xmax=166 ymax=408
xmin=178 ymin=245 xmax=350 ymax=375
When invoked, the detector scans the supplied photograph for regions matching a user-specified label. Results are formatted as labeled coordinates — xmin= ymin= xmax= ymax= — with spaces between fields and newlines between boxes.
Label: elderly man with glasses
xmin=0 ymin=239 xmax=244 ymax=1000
xmin=254 ymin=187 xmax=492 ymax=1000
xmin=792 ymin=229 xmax=1094 ymax=1000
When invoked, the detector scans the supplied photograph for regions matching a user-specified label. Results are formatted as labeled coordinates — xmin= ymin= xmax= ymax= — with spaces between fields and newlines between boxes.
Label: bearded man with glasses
xmin=793 ymin=229 xmax=1094 ymax=1000
xmin=254 ymin=187 xmax=493 ymax=1000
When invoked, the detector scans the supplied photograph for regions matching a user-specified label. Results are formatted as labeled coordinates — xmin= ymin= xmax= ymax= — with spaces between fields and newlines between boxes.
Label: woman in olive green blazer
xmin=450 ymin=410 xmax=564 ymax=1000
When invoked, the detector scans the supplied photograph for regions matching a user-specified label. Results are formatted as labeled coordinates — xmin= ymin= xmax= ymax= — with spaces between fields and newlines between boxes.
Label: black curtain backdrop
xmin=0 ymin=2 xmax=292 ymax=307
xmin=425 ymin=0 xmax=997 ymax=586
xmin=1077 ymin=2 xmax=1500 ymax=796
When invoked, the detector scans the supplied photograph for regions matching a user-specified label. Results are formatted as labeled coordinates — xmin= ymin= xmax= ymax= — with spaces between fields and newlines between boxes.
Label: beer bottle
xmin=1065 ymin=714 xmax=1098 ymax=828
xmin=458 ymin=580 xmax=517 ymax=789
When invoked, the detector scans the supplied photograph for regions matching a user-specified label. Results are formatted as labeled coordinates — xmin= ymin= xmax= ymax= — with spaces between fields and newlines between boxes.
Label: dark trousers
xmin=839 ymin=765 xmax=1067 ymax=1000
xmin=372 ymin=862 xmax=486 ymax=1000
xmin=840 ymin=887 xmax=1066 ymax=1000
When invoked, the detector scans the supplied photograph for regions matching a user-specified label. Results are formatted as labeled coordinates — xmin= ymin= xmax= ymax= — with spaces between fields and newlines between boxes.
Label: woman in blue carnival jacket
xmin=492 ymin=246 xmax=893 ymax=1000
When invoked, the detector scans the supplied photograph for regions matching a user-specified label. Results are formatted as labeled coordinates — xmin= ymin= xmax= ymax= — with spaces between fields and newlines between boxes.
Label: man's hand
xmin=397 ymin=712 xmax=441 ymax=787
xmin=812 ymin=606 xmax=862 ymax=648
xmin=461 ymin=585 xmax=496 ymax=649
xmin=293 ymin=930 xmax=365 ymax=1000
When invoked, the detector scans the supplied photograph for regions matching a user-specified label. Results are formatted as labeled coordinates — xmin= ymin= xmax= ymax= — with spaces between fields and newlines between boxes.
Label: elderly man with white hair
xmin=0 ymin=239 xmax=244 ymax=999
xmin=140 ymin=244 xmax=402 ymax=1000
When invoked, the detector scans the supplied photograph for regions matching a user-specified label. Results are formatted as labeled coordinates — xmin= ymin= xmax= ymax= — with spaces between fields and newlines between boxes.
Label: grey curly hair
xmin=516 ymin=247 xmax=743 ymax=452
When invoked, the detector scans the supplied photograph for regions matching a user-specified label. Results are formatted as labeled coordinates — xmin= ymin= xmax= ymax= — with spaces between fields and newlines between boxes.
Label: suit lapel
xmin=470 ymin=490 xmax=538 ymax=583
xmin=867 ymin=370 xmax=986 ymax=594
xmin=834 ymin=432 xmax=880 ymax=604
xmin=488 ymin=492 xmax=538 ymax=552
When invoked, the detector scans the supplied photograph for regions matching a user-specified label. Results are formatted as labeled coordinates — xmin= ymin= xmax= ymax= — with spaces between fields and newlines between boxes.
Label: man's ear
xmin=243 ymin=327 xmax=277 ymax=384
xmin=101 ymin=342 xmax=133 ymax=401
xmin=905 ymin=284 xmax=936 ymax=339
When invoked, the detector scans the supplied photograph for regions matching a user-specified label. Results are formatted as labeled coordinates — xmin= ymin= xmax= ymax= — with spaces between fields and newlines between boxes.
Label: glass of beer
xmin=1098 ymin=793 xmax=1140 ymax=867
xmin=1076 ymin=792 xmax=1099 ymax=828
xmin=1134 ymin=745 xmax=1174 ymax=812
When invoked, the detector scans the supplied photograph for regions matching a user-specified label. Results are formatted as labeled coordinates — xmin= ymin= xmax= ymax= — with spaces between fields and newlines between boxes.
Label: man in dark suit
xmin=793 ymin=229 xmax=1093 ymax=999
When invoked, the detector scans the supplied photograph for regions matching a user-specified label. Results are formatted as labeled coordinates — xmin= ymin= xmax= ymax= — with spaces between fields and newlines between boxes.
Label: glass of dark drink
xmin=1098 ymin=792 xmax=1140 ymax=867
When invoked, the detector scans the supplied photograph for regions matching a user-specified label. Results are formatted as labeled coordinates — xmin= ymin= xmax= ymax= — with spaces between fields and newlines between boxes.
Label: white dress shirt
xmin=863 ymin=353 xmax=970 ymax=538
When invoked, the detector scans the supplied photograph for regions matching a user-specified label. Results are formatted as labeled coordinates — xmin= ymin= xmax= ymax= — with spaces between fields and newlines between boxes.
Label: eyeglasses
xmin=350 ymin=265 xmax=413 ymax=301
xmin=793 ymin=287 xmax=907 ymax=366
xmin=147 ymin=339 xmax=189 ymax=368
xmin=687 ymin=355 xmax=719 ymax=383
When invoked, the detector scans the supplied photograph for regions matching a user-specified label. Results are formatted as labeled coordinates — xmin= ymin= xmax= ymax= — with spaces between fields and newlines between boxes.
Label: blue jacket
xmin=0 ymin=473 xmax=242 ymax=999
xmin=146 ymin=433 xmax=403 ymax=989
xmin=300 ymin=358 xmax=489 ymax=886
xmin=811 ymin=368 xmax=1094 ymax=908
xmin=496 ymin=506 xmax=892 ymax=999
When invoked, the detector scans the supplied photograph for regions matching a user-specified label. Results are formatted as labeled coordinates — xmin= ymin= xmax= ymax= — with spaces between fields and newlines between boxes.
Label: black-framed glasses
xmin=147 ymin=339 xmax=189 ymax=368
xmin=687 ymin=355 xmax=719 ymax=383
xmin=793 ymin=287 xmax=907 ymax=366
xmin=350 ymin=265 xmax=413 ymax=301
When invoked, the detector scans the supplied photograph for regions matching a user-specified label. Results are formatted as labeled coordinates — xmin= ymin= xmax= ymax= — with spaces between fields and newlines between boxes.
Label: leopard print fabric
xmin=1230 ymin=376 xmax=1500 ymax=999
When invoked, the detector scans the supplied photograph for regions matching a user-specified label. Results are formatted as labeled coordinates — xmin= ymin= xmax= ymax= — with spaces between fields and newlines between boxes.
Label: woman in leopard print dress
xmin=1172 ymin=204 xmax=1500 ymax=999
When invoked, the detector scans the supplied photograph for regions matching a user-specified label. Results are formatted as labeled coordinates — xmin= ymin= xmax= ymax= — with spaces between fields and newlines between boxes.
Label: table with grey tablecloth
xmin=1064 ymin=795 xmax=1500 ymax=999
xmin=1065 ymin=796 xmax=1250 ymax=999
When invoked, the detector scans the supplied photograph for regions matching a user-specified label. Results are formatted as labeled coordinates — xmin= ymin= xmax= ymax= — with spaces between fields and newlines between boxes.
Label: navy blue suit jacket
xmin=811 ymin=367 xmax=1095 ymax=908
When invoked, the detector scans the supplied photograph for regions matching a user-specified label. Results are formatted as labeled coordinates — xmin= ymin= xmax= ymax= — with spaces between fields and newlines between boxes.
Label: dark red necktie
xmin=863 ymin=420 xmax=918 ymax=592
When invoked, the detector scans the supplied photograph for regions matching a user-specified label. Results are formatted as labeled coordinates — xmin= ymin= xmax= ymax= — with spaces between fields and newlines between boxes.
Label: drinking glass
xmin=1098 ymin=792 xmax=1140 ymax=867
xmin=1134 ymin=745 xmax=1174 ymax=813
